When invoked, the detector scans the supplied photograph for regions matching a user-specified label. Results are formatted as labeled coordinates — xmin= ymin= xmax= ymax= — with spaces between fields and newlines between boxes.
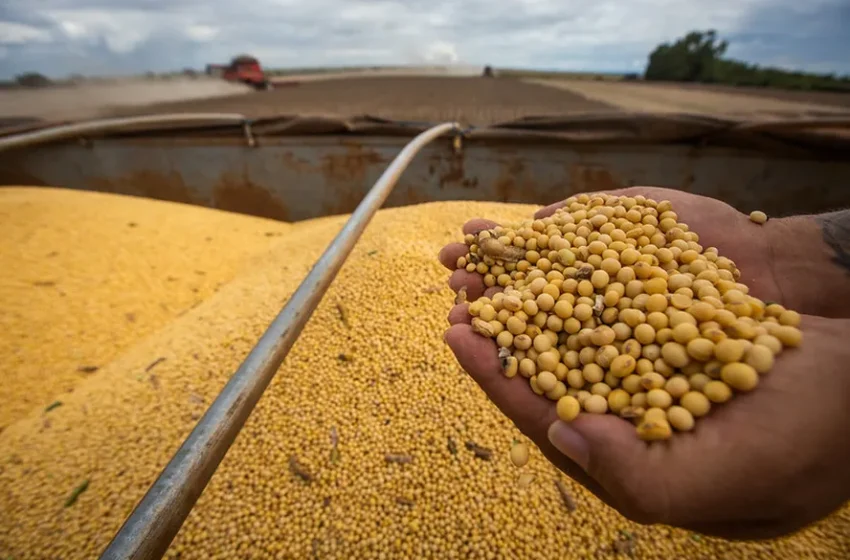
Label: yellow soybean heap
xmin=457 ymin=192 xmax=803 ymax=439
xmin=0 ymin=187 xmax=291 ymax=430
xmin=0 ymin=188 xmax=846 ymax=559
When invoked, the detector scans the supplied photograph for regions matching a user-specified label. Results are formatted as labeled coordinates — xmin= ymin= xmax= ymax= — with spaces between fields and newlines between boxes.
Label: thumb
xmin=548 ymin=415 xmax=672 ymax=524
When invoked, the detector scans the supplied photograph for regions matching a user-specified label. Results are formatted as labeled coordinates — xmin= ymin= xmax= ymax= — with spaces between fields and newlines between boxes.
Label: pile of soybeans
xmin=0 ymin=187 xmax=290 ymax=430
xmin=0 ymin=187 xmax=848 ymax=559
xmin=457 ymin=193 xmax=802 ymax=439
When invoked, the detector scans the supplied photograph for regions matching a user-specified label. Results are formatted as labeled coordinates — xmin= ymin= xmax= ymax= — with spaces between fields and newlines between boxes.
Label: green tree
xmin=645 ymin=30 xmax=727 ymax=82
xmin=644 ymin=30 xmax=850 ymax=91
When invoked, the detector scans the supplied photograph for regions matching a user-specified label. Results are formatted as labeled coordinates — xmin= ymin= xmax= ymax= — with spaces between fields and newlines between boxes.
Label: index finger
xmin=444 ymin=323 xmax=609 ymax=498
xmin=444 ymin=323 xmax=550 ymax=434
xmin=534 ymin=187 xmax=688 ymax=219
xmin=439 ymin=218 xmax=502 ymax=271
xmin=439 ymin=243 xmax=470 ymax=270
xmin=463 ymin=218 xmax=499 ymax=235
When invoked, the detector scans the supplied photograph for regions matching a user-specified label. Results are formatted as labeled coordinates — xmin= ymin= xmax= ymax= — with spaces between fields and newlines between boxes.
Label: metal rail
xmin=0 ymin=113 xmax=250 ymax=152
xmin=100 ymin=121 xmax=461 ymax=559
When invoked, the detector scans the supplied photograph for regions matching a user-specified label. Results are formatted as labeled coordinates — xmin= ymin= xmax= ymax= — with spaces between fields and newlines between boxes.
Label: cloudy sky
xmin=1 ymin=0 xmax=848 ymax=79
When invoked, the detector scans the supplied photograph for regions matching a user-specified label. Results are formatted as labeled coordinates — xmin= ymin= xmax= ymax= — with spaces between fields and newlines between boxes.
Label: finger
xmin=534 ymin=200 xmax=568 ymax=219
xmin=552 ymin=340 xmax=821 ymax=531
xmin=449 ymin=270 xmax=486 ymax=299
xmin=445 ymin=324 xmax=553 ymax=435
xmin=534 ymin=187 xmax=688 ymax=219
xmin=462 ymin=218 xmax=499 ymax=235
xmin=444 ymin=324 xmax=607 ymax=496
xmin=438 ymin=243 xmax=469 ymax=271
xmin=603 ymin=186 xmax=682 ymax=200
xmin=549 ymin=414 xmax=672 ymax=524
xmin=448 ymin=303 xmax=471 ymax=325
xmin=440 ymin=219 xmax=499 ymax=274
xmin=483 ymin=287 xmax=503 ymax=298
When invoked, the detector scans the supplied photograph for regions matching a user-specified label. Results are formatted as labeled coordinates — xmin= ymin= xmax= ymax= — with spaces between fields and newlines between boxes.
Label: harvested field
xmin=645 ymin=81 xmax=850 ymax=110
xmin=269 ymin=65 xmax=483 ymax=84
xmin=0 ymin=78 xmax=251 ymax=124
xmin=112 ymin=77 xmax=618 ymax=125
xmin=6 ymin=74 xmax=850 ymax=127
xmin=527 ymin=79 xmax=850 ymax=118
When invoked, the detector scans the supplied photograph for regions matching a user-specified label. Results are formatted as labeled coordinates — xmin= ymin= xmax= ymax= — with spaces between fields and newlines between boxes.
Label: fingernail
xmin=548 ymin=421 xmax=590 ymax=471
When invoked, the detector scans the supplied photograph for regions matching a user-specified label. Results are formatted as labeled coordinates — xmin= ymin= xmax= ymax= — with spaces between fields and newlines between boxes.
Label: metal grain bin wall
xmin=2 ymin=113 xmax=849 ymax=220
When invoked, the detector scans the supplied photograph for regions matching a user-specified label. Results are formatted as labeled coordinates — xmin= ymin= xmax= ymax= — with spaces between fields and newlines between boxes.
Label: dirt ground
xmin=111 ymin=76 xmax=617 ymax=125
xmin=645 ymin=81 xmax=850 ymax=109
xmin=270 ymin=65 xmax=484 ymax=84
xmin=4 ymin=73 xmax=850 ymax=127
xmin=526 ymin=79 xmax=850 ymax=118
xmin=0 ymin=78 xmax=250 ymax=125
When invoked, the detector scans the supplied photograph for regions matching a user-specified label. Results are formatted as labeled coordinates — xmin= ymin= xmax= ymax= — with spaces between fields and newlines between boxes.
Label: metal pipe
xmin=100 ymin=121 xmax=460 ymax=560
xmin=0 ymin=113 xmax=249 ymax=152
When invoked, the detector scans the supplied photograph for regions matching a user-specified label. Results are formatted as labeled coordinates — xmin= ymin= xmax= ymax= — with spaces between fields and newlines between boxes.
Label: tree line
xmin=645 ymin=30 xmax=850 ymax=92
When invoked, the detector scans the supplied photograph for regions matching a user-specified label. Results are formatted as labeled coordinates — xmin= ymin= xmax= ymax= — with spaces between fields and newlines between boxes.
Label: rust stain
xmin=396 ymin=184 xmax=432 ymax=207
xmin=569 ymin=165 xmax=624 ymax=192
xmin=464 ymin=177 xmax=479 ymax=188
xmin=494 ymin=159 xmax=526 ymax=202
xmin=325 ymin=183 xmax=369 ymax=217
xmin=426 ymin=153 xmax=442 ymax=175
xmin=321 ymin=145 xmax=386 ymax=185
xmin=212 ymin=168 xmax=290 ymax=221
xmin=439 ymin=165 xmax=464 ymax=186
xmin=437 ymin=155 xmax=478 ymax=189
xmin=680 ymin=147 xmax=700 ymax=193
xmin=428 ymin=153 xmax=478 ymax=189
xmin=435 ymin=149 xmax=464 ymax=188
xmin=319 ymin=145 xmax=388 ymax=217
xmin=280 ymin=151 xmax=313 ymax=174
xmin=87 ymin=170 xmax=195 ymax=204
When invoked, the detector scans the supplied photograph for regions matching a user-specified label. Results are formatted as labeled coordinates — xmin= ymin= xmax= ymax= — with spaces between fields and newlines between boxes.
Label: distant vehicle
xmin=483 ymin=65 xmax=494 ymax=78
xmin=207 ymin=55 xmax=270 ymax=90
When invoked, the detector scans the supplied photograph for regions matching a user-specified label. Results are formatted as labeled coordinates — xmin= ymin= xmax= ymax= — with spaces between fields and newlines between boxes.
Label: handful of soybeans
xmin=456 ymin=193 xmax=802 ymax=441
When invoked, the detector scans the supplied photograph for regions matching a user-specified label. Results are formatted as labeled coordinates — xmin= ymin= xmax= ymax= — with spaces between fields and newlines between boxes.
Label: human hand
xmin=440 ymin=187 xmax=785 ymax=312
xmin=541 ymin=187 xmax=846 ymax=318
xmin=438 ymin=188 xmax=850 ymax=540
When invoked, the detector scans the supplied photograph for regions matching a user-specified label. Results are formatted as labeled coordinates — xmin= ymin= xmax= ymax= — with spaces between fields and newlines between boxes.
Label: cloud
xmin=186 ymin=25 xmax=219 ymax=42
xmin=725 ymin=0 xmax=850 ymax=75
xmin=0 ymin=21 xmax=52 ymax=44
xmin=44 ymin=9 xmax=156 ymax=53
xmin=0 ymin=0 xmax=848 ymax=79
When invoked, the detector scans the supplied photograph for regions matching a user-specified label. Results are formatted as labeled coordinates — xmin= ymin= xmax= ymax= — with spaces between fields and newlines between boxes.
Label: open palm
xmin=538 ymin=187 xmax=784 ymax=308
xmin=438 ymin=188 xmax=850 ymax=540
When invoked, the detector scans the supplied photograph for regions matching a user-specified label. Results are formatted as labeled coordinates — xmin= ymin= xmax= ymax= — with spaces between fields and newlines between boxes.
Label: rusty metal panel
xmin=1 ymin=137 xmax=849 ymax=221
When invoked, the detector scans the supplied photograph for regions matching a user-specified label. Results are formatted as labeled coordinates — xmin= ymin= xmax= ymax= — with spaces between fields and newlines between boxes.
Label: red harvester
xmin=207 ymin=54 xmax=270 ymax=90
